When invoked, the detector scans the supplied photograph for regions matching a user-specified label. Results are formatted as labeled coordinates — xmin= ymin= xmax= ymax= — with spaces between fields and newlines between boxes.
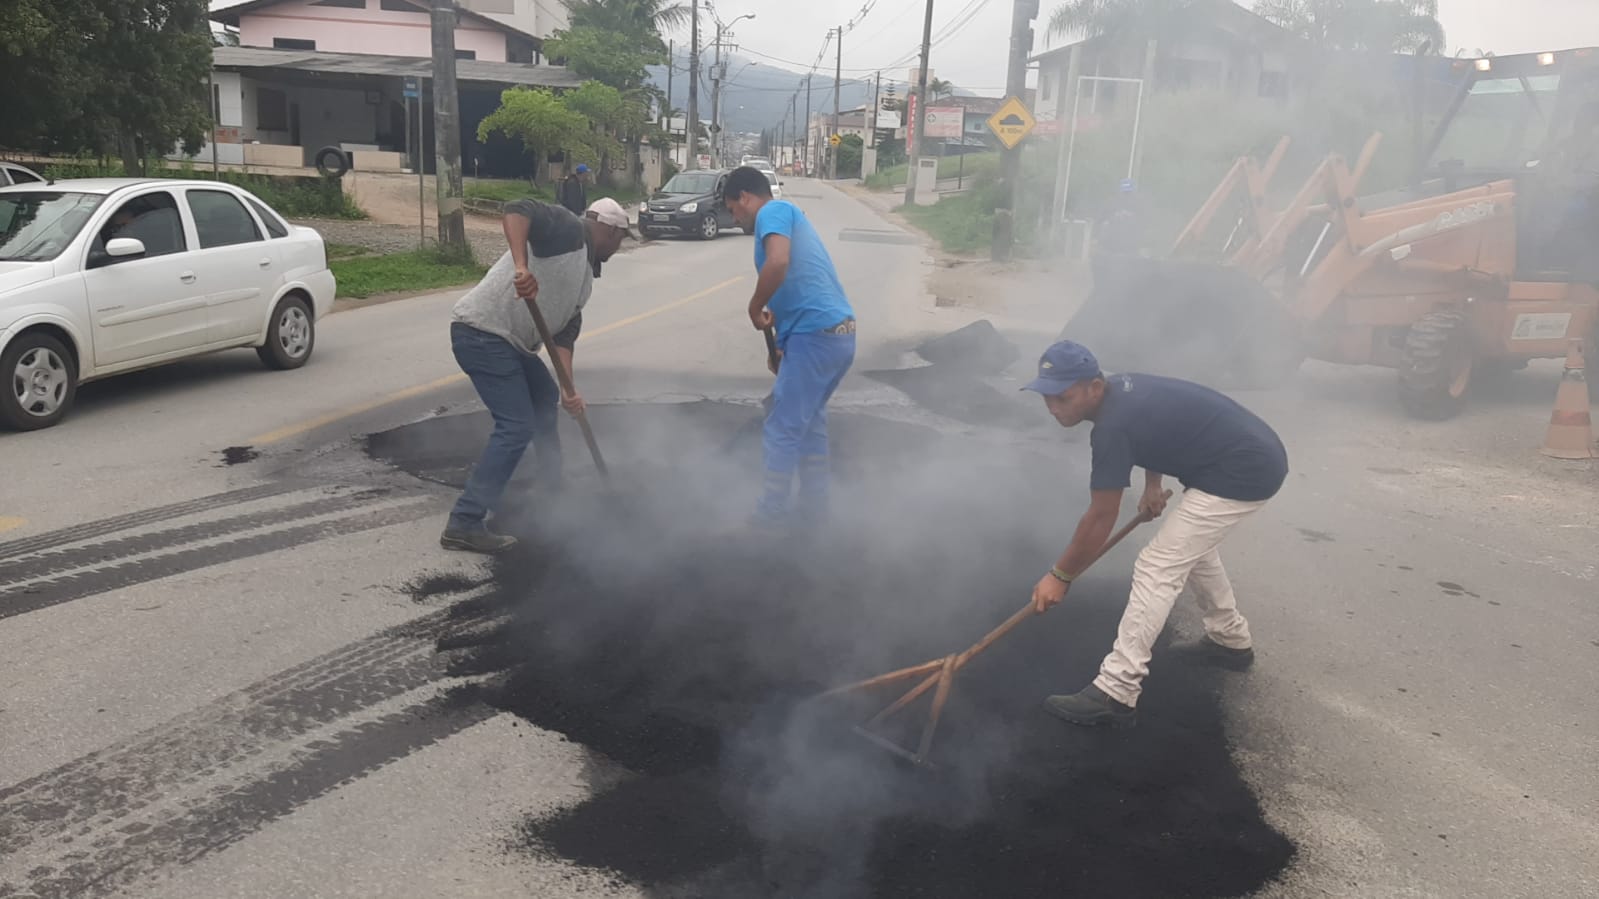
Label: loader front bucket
xmin=1060 ymin=255 xmax=1301 ymax=389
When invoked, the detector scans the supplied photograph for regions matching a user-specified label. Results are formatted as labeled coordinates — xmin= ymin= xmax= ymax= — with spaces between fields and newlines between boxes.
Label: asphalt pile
xmin=387 ymin=401 xmax=1294 ymax=897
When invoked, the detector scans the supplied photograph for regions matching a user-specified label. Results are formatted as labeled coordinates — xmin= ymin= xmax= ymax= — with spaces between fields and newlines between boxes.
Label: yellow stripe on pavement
xmin=250 ymin=276 xmax=747 ymax=446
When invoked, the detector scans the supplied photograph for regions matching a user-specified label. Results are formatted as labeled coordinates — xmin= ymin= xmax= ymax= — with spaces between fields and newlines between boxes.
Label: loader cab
xmin=1420 ymin=49 xmax=1599 ymax=280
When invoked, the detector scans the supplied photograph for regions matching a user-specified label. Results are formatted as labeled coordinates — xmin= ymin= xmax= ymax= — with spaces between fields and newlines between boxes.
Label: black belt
xmin=822 ymin=318 xmax=857 ymax=335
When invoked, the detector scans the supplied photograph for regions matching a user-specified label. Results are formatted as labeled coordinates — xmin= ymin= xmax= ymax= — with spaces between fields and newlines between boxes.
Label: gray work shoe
xmin=1044 ymin=684 xmax=1137 ymax=729
xmin=440 ymin=527 xmax=518 ymax=554
xmin=1174 ymin=637 xmax=1255 ymax=671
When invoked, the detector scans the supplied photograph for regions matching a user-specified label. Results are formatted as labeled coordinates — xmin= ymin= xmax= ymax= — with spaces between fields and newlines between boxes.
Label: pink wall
xmin=238 ymin=0 xmax=509 ymax=62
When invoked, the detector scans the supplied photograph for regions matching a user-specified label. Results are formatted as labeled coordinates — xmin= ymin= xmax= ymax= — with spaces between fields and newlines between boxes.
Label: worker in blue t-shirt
xmin=1022 ymin=340 xmax=1289 ymax=728
xmin=722 ymin=166 xmax=856 ymax=528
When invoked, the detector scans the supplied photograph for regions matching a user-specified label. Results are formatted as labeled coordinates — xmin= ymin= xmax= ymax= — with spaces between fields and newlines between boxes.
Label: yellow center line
xmin=249 ymin=275 xmax=748 ymax=446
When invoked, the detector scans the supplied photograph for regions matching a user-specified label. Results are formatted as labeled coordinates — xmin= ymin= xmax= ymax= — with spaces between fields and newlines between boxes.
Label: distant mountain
xmin=646 ymin=47 xmax=877 ymax=137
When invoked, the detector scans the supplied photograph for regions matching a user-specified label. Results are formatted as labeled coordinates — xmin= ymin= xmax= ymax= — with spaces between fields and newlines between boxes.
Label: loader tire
xmin=1399 ymin=311 xmax=1472 ymax=420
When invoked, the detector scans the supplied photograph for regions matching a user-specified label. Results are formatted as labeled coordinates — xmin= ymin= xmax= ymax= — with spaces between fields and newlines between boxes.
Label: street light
xmin=712 ymin=13 xmax=756 ymax=165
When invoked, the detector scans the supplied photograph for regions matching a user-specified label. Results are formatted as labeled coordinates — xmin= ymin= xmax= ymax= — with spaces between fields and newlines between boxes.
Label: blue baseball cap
xmin=575 ymin=164 xmax=590 ymax=174
xmin=1022 ymin=340 xmax=1102 ymax=395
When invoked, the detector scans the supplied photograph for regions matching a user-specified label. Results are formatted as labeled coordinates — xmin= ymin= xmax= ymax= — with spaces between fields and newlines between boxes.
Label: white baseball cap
xmin=586 ymin=197 xmax=638 ymax=238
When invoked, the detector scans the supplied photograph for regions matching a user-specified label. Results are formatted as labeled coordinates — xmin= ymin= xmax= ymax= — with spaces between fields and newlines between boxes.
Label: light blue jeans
xmin=759 ymin=328 xmax=856 ymax=518
xmin=448 ymin=322 xmax=561 ymax=531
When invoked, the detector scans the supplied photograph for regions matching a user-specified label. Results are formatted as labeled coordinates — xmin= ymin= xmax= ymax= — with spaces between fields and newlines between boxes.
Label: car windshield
xmin=0 ymin=192 xmax=105 ymax=262
xmin=661 ymin=173 xmax=720 ymax=195
xmin=765 ymin=172 xmax=778 ymax=185
xmin=1430 ymin=73 xmax=1563 ymax=172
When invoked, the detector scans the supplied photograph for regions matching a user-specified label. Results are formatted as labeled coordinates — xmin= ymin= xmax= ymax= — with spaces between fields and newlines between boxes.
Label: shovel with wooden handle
xmin=522 ymin=293 xmax=609 ymax=480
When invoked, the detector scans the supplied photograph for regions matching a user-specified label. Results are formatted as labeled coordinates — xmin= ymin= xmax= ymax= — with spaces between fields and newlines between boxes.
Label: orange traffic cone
xmin=1541 ymin=339 xmax=1597 ymax=459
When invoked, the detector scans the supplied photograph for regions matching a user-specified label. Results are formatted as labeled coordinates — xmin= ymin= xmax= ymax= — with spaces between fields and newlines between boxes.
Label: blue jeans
xmin=448 ymin=322 xmax=561 ymax=531
xmin=760 ymin=328 xmax=856 ymax=517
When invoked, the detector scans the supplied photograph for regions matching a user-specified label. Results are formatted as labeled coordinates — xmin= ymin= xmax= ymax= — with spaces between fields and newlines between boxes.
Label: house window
xmin=272 ymin=37 xmax=316 ymax=51
xmin=380 ymin=0 xmax=426 ymax=10
xmin=455 ymin=49 xmax=477 ymax=60
xmin=311 ymin=0 xmax=365 ymax=8
xmin=257 ymin=87 xmax=290 ymax=131
xmin=1259 ymin=71 xmax=1287 ymax=99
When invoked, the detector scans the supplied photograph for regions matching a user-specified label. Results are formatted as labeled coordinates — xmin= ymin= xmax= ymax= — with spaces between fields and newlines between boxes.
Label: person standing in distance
xmin=722 ymin=166 xmax=856 ymax=528
xmin=558 ymin=164 xmax=590 ymax=217
xmin=441 ymin=197 xmax=633 ymax=554
xmin=1023 ymin=340 xmax=1288 ymax=727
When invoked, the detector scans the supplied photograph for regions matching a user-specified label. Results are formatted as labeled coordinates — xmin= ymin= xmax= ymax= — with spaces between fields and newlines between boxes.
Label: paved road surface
xmin=1 ymin=179 xmax=1594 ymax=898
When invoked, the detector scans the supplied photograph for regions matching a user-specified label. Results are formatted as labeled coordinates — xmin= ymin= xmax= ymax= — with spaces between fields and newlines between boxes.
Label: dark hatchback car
xmin=638 ymin=170 xmax=747 ymax=240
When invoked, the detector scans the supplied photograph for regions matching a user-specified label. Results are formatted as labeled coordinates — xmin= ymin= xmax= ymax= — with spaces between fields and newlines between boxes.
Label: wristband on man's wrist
xmin=1048 ymin=567 xmax=1074 ymax=585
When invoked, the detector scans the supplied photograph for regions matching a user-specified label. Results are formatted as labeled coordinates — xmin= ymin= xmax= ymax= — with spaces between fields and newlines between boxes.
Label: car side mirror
xmin=106 ymin=237 xmax=146 ymax=258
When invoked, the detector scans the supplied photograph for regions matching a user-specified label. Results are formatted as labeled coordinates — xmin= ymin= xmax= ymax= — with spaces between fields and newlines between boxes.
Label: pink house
xmin=219 ymin=0 xmax=543 ymax=64
xmin=203 ymin=0 xmax=579 ymax=174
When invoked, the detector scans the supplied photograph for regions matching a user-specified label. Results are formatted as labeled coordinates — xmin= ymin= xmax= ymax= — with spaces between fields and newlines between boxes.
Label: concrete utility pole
xmin=804 ymin=73 xmax=813 ymax=176
xmin=688 ymin=0 xmax=700 ymax=169
xmin=831 ymin=27 xmax=842 ymax=180
xmin=991 ymin=0 xmax=1037 ymax=261
xmin=903 ymin=0 xmax=936 ymax=205
xmin=430 ymin=0 xmax=467 ymax=256
xmin=869 ymin=70 xmax=881 ymax=149
xmin=711 ymin=21 xmax=723 ymax=166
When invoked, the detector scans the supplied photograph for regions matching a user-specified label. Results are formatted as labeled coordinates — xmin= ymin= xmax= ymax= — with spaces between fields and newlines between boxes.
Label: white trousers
xmin=1093 ymin=487 xmax=1267 ymax=708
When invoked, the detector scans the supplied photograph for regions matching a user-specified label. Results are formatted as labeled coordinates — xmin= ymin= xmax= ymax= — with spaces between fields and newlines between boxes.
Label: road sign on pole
xmin=986 ymin=96 xmax=1035 ymax=149
xmin=829 ymin=133 xmax=842 ymax=147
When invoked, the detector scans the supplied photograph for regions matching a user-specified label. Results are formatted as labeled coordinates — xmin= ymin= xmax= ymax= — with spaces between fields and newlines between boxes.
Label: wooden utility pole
xmin=903 ymin=0 xmax=936 ymax=205
xmin=430 ymin=0 xmax=467 ymax=256
xmin=687 ymin=0 xmax=701 ymax=169
xmin=991 ymin=0 xmax=1037 ymax=261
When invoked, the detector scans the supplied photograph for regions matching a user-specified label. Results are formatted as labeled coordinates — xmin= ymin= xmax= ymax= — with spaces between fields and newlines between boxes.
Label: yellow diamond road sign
xmin=829 ymin=133 xmax=842 ymax=147
xmin=986 ymin=95 xmax=1035 ymax=149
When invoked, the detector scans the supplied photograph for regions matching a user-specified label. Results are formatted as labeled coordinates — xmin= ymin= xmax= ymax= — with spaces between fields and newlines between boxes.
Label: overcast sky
xmin=212 ymin=0 xmax=1599 ymax=93
xmin=707 ymin=0 xmax=1599 ymax=91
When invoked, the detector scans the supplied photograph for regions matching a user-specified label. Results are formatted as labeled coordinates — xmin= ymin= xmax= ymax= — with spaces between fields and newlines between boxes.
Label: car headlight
xmin=680 ymin=201 xmax=699 ymax=214
xmin=638 ymin=202 xmax=648 ymax=213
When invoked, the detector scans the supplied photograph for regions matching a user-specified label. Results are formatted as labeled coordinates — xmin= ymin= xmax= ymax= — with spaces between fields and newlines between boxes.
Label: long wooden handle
xmin=951 ymin=498 xmax=1165 ymax=668
xmin=763 ymin=327 xmax=779 ymax=370
xmin=523 ymin=294 xmax=609 ymax=479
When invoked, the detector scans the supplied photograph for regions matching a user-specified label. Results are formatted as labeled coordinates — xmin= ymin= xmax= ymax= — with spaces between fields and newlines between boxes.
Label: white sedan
xmin=0 ymin=178 xmax=336 ymax=430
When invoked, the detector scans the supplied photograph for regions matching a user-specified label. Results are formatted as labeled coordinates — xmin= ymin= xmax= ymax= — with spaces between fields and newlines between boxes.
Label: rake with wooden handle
xmin=523 ymin=292 xmax=609 ymax=480
xmin=818 ymin=496 xmax=1168 ymax=767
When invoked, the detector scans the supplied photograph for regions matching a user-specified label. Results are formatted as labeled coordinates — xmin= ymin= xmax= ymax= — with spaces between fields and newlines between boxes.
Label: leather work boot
xmin=1044 ymin=685 xmax=1137 ymax=729
xmin=1173 ymin=637 xmax=1255 ymax=671
xmin=440 ymin=527 xmax=518 ymax=555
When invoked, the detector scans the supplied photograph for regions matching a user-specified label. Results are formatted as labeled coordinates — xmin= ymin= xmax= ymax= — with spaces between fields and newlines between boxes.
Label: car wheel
xmin=257 ymin=294 xmax=316 ymax=370
xmin=2 ymin=331 xmax=77 ymax=431
xmin=700 ymin=214 xmax=720 ymax=240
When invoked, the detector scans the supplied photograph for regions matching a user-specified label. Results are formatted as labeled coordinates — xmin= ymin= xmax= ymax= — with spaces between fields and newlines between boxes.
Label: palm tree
xmin=927 ymin=77 xmax=954 ymax=101
xmin=1253 ymin=0 xmax=1442 ymax=53
xmin=1046 ymin=0 xmax=1205 ymax=42
xmin=563 ymin=0 xmax=690 ymax=38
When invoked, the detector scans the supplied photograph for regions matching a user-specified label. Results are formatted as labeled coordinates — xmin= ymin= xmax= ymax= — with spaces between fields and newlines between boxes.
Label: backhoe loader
xmin=1065 ymin=48 xmax=1599 ymax=419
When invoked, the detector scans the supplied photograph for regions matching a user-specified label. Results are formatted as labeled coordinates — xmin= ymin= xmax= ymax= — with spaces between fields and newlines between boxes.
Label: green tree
xmin=544 ymin=26 xmax=664 ymax=89
xmin=836 ymin=133 xmax=865 ymax=179
xmin=927 ymin=78 xmax=955 ymax=101
xmin=1253 ymin=0 xmax=1442 ymax=53
xmin=0 ymin=0 xmax=211 ymax=175
xmin=477 ymin=87 xmax=598 ymax=168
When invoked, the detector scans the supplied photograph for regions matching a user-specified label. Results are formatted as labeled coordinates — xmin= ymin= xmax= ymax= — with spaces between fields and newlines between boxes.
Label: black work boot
xmin=1174 ymin=637 xmax=1255 ymax=671
xmin=1044 ymin=685 xmax=1137 ymax=729
xmin=440 ymin=526 xmax=518 ymax=555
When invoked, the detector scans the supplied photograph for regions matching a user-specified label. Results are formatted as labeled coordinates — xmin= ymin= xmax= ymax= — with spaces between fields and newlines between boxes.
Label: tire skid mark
xmin=0 ymin=601 xmax=493 ymax=851
xmin=0 ymin=488 xmax=397 ymax=588
xmin=8 ymin=690 xmax=496 ymax=899
xmin=0 ymin=483 xmax=305 ymax=561
xmin=0 ymin=499 xmax=437 ymax=621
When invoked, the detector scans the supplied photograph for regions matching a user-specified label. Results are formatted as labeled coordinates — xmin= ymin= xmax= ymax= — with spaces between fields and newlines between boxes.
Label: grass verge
xmin=330 ymin=248 xmax=487 ymax=299
xmin=898 ymin=191 xmax=995 ymax=256
xmin=864 ymin=152 xmax=998 ymax=191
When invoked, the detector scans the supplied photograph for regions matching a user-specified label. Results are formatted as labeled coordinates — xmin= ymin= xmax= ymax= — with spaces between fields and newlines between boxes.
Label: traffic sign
xmin=986 ymin=95 xmax=1035 ymax=149
xmin=829 ymin=133 xmax=842 ymax=147
xmin=403 ymin=76 xmax=420 ymax=99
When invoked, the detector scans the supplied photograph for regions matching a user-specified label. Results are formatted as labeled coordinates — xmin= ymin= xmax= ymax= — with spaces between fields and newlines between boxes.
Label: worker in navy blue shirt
xmin=722 ymin=166 xmax=856 ymax=528
xmin=1022 ymin=340 xmax=1288 ymax=728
